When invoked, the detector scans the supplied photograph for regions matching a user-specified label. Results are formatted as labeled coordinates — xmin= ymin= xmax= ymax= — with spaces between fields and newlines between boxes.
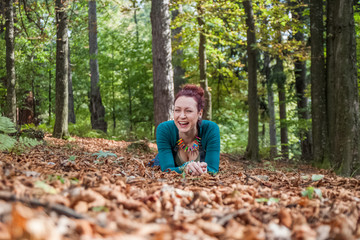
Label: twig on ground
xmin=0 ymin=191 xmax=87 ymax=219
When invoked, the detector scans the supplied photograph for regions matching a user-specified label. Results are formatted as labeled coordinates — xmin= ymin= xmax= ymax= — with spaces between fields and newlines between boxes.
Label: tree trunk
xmin=172 ymin=6 xmax=186 ymax=95
xmin=310 ymin=0 xmax=328 ymax=165
xmin=275 ymin=57 xmax=289 ymax=159
xmin=327 ymin=0 xmax=359 ymax=176
xmin=68 ymin=44 xmax=76 ymax=124
xmin=128 ymin=77 xmax=133 ymax=132
xmin=197 ymin=4 xmax=212 ymax=120
xmin=243 ymin=0 xmax=259 ymax=161
xmin=111 ymin=39 xmax=116 ymax=134
xmin=48 ymin=64 xmax=52 ymax=125
xmin=53 ymin=0 xmax=69 ymax=139
xmin=151 ymin=0 xmax=174 ymax=133
xmin=293 ymin=1 xmax=312 ymax=160
xmin=88 ymin=0 xmax=107 ymax=133
xmin=264 ymin=53 xmax=277 ymax=159
xmin=5 ymin=0 xmax=16 ymax=124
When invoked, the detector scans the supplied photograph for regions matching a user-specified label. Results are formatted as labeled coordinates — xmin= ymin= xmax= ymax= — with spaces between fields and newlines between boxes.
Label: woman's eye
xmin=175 ymin=109 xmax=180 ymax=112
xmin=186 ymin=110 xmax=192 ymax=113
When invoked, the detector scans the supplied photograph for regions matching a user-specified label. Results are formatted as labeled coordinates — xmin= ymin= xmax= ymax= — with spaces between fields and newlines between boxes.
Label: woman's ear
xmin=199 ymin=110 xmax=203 ymax=118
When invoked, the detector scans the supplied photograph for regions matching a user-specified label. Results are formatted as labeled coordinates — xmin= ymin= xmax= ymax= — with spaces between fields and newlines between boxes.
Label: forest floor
xmin=0 ymin=135 xmax=359 ymax=240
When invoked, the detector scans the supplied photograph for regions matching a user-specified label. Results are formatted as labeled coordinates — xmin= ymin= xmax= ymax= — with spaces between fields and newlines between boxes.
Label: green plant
xmin=68 ymin=156 xmax=77 ymax=162
xmin=301 ymin=186 xmax=322 ymax=200
xmin=47 ymin=175 xmax=66 ymax=184
xmin=0 ymin=116 xmax=17 ymax=151
xmin=0 ymin=116 xmax=41 ymax=153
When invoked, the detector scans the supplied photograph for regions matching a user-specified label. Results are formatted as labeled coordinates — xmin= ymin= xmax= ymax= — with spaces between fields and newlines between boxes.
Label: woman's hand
xmin=200 ymin=162 xmax=207 ymax=173
xmin=186 ymin=162 xmax=207 ymax=176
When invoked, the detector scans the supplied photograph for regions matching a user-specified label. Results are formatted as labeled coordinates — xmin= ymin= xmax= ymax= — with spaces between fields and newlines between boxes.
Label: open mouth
xmin=178 ymin=121 xmax=189 ymax=128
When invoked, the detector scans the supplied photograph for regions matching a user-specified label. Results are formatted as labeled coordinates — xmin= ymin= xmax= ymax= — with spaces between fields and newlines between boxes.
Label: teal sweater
xmin=156 ymin=120 xmax=220 ymax=174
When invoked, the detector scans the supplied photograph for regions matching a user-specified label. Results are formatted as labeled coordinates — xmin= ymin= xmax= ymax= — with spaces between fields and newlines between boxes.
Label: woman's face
xmin=174 ymin=96 xmax=202 ymax=135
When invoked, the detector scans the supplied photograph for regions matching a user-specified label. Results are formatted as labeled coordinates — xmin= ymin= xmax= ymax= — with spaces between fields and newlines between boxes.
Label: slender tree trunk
xmin=327 ymin=0 xmax=359 ymax=176
xmin=53 ymin=0 xmax=69 ymax=139
xmin=111 ymin=39 xmax=116 ymax=134
xmin=48 ymin=65 xmax=52 ymax=125
xmin=88 ymin=0 xmax=107 ymax=133
xmin=128 ymin=77 xmax=133 ymax=132
xmin=151 ymin=0 xmax=174 ymax=133
xmin=293 ymin=1 xmax=312 ymax=160
xmin=5 ymin=0 xmax=16 ymax=123
xmin=68 ymin=44 xmax=76 ymax=124
xmin=264 ymin=53 xmax=277 ymax=159
xmin=172 ymin=6 xmax=186 ymax=95
xmin=30 ymin=56 xmax=36 ymax=122
xmin=310 ymin=0 xmax=328 ymax=165
xmin=132 ymin=0 xmax=139 ymax=44
xmin=243 ymin=0 xmax=259 ymax=161
xmin=275 ymin=57 xmax=289 ymax=159
xmin=197 ymin=4 xmax=212 ymax=120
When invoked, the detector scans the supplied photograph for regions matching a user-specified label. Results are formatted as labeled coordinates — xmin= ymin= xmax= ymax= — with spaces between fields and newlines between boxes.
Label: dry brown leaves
xmin=0 ymin=135 xmax=359 ymax=239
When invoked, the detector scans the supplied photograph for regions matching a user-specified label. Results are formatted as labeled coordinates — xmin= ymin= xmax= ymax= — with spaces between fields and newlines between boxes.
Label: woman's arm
xmin=156 ymin=122 xmax=182 ymax=173
xmin=204 ymin=122 xmax=220 ymax=174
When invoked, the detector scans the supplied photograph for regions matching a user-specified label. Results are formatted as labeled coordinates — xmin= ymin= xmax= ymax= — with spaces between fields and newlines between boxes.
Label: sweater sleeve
xmin=204 ymin=122 xmax=220 ymax=174
xmin=156 ymin=122 xmax=182 ymax=173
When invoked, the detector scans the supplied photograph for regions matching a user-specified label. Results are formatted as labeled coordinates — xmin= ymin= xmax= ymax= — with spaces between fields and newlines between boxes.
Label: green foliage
xmin=0 ymin=116 xmax=41 ymax=153
xmin=68 ymin=156 xmax=77 ymax=162
xmin=301 ymin=186 xmax=322 ymax=200
xmin=68 ymin=121 xmax=107 ymax=138
xmin=92 ymin=150 xmax=117 ymax=159
xmin=48 ymin=175 xmax=66 ymax=184
xmin=0 ymin=135 xmax=17 ymax=151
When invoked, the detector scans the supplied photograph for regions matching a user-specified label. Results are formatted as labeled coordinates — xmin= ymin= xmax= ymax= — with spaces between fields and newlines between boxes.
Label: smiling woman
xmin=150 ymin=84 xmax=220 ymax=176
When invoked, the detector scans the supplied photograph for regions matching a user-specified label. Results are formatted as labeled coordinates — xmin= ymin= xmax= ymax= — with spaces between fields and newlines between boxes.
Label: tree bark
xmin=53 ymin=0 xmax=69 ymax=139
xmin=68 ymin=44 xmax=76 ymax=124
xmin=293 ymin=1 xmax=312 ymax=160
xmin=172 ymin=6 xmax=186 ymax=95
xmin=310 ymin=0 xmax=328 ymax=165
xmin=264 ymin=53 xmax=277 ymax=159
xmin=197 ymin=4 xmax=212 ymax=120
xmin=243 ymin=0 xmax=259 ymax=161
xmin=5 ymin=0 xmax=16 ymax=124
xmin=89 ymin=0 xmax=107 ymax=133
xmin=151 ymin=0 xmax=174 ymax=133
xmin=275 ymin=57 xmax=289 ymax=159
xmin=327 ymin=0 xmax=359 ymax=176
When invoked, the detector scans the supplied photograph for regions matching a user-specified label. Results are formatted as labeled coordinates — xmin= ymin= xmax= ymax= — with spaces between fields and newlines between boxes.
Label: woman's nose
xmin=180 ymin=111 xmax=186 ymax=118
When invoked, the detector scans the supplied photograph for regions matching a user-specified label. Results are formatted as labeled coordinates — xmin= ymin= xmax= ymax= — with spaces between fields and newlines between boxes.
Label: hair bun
xmin=182 ymin=84 xmax=204 ymax=97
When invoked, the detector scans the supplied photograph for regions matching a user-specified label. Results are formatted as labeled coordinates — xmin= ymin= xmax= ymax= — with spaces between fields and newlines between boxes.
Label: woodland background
xmin=1 ymin=0 xmax=360 ymax=176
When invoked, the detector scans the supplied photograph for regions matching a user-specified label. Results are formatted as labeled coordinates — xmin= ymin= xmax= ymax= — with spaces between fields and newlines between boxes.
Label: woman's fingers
xmin=187 ymin=162 xmax=202 ymax=175
xmin=200 ymin=162 xmax=207 ymax=167
xmin=186 ymin=162 xmax=208 ymax=175
xmin=192 ymin=162 xmax=203 ymax=174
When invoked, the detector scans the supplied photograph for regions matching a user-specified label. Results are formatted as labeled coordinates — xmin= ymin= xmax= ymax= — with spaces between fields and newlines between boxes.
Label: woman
xmin=155 ymin=84 xmax=220 ymax=176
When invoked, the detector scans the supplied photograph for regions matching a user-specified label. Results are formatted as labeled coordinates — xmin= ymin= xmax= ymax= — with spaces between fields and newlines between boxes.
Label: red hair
xmin=175 ymin=84 xmax=205 ymax=112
